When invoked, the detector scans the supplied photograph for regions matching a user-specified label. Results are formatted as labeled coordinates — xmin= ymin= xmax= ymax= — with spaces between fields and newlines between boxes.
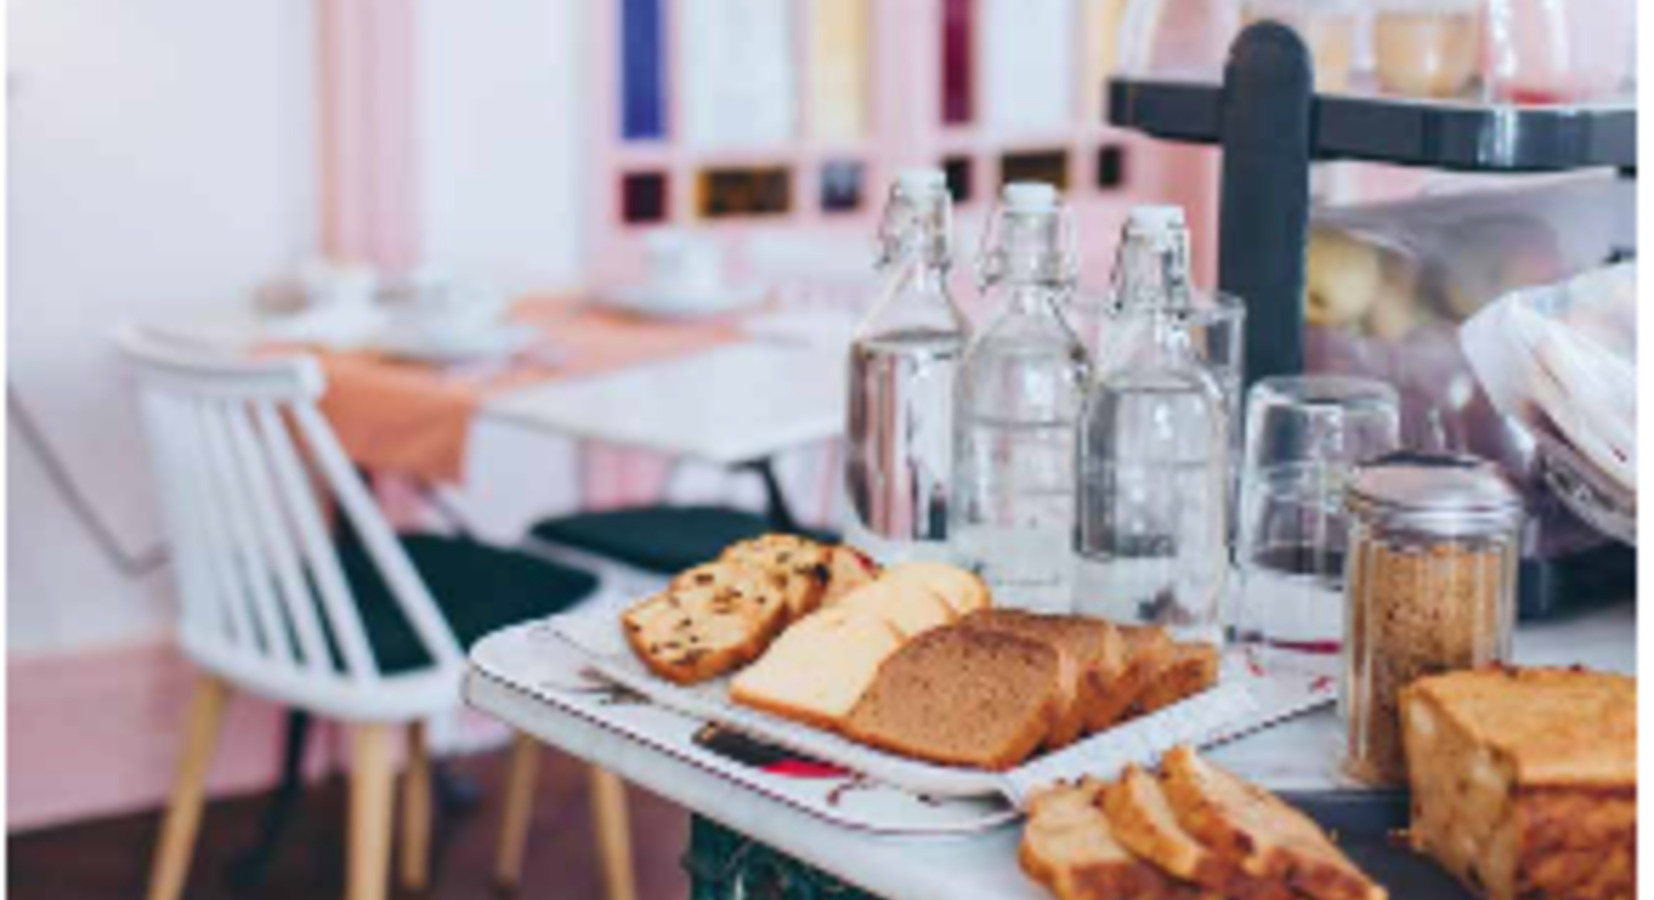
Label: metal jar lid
xmin=1346 ymin=451 xmax=1525 ymax=537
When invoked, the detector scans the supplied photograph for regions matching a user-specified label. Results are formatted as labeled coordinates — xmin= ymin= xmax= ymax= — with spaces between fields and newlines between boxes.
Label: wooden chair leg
xmin=493 ymin=732 xmax=540 ymax=893
xmin=347 ymin=723 xmax=397 ymax=900
xmin=146 ymin=674 xmax=232 ymax=900
xmin=399 ymin=720 xmax=432 ymax=892
xmin=589 ymin=766 xmax=638 ymax=900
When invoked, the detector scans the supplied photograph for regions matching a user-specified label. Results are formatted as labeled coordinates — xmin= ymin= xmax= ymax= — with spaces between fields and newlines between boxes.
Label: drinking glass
xmin=1234 ymin=375 xmax=1400 ymax=670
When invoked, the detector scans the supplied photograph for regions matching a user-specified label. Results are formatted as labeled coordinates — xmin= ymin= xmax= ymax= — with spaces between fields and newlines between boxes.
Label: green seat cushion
xmin=529 ymin=505 xmax=778 ymax=574
xmin=337 ymin=533 xmax=599 ymax=675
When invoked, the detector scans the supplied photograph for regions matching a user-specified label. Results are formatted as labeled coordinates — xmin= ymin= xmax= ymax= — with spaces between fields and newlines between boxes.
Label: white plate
xmin=599 ymin=283 xmax=764 ymax=320
xmin=375 ymin=323 xmax=539 ymax=363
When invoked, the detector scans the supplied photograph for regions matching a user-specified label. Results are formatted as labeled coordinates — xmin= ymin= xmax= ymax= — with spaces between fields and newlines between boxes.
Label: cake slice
xmin=835 ymin=580 xmax=956 ymax=639
xmin=1086 ymin=625 xmax=1173 ymax=732
xmin=728 ymin=606 xmax=904 ymax=730
xmin=957 ymin=611 xmax=1125 ymax=749
xmin=622 ymin=564 xmax=790 ymax=685
xmin=1102 ymin=765 xmax=1293 ymax=900
xmin=1137 ymin=643 xmax=1222 ymax=715
xmin=1159 ymin=746 xmax=1385 ymax=900
xmin=876 ymin=561 xmax=992 ymax=617
xmin=1021 ymin=779 xmax=1218 ymax=900
xmin=1401 ymin=666 xmax=1635 ymax=900
xmin=844 ymin=627 xmax=1060 ymax=770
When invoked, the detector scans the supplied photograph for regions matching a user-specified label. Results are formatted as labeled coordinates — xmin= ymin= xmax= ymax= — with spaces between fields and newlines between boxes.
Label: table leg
xmin=680 ymin=815 xmax=876 ymax=900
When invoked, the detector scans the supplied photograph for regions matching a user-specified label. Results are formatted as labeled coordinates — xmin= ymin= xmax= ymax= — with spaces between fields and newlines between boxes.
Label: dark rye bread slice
xmin=844 ymin=627 xmax=1061 ymax=770
xmin=957 ymin=610 xmax=1125 ymax=750
xmin=1021 ymin=779 xmax=1219 ymax=900
xmin=1086 ymin=625 xmax=1173 ymax=732
xmin=1102 ymin=765 xmax=1296 ymax=900
xmin=1159 ymin=746 xmax=1386 ymax=900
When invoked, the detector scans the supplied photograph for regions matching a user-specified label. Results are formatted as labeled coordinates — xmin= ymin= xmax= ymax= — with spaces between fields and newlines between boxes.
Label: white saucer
xmin=375 ymin=322 xmax=539 ymax=364
xmin=599 ymin=283 xmax=764 ymax=320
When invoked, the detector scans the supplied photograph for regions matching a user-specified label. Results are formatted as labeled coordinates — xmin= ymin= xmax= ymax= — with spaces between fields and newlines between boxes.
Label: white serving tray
xmin=548 ymin=592 xmax=1335 ymax=808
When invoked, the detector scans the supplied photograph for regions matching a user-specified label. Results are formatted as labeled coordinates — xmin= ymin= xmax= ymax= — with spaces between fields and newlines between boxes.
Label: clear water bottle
xmin=1075 ymin=206 xmax=1230 ymax=644
xmin=952 ymin=183 xmax=1093 ymax=613
xmin=844 ymin=170 xmax=971 ymax=563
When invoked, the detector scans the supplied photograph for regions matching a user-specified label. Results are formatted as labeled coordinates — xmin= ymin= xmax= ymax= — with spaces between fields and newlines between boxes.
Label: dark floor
xmin=9 ymin=745 xmax=691 ymax=900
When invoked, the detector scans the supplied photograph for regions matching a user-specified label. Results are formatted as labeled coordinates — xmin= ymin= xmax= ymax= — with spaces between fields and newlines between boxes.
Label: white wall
xmin=7 ymin=0 xmax=318 ymax=655
xmin=417 ymin=0 xmax=588 ymax=293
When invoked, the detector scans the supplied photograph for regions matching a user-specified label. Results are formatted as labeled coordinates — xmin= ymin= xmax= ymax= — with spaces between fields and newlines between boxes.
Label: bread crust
xmin=1086 ymin=626 xmax=1172 ymax=731
xmin=1021 ymin=779 xmax=1220 ymax=900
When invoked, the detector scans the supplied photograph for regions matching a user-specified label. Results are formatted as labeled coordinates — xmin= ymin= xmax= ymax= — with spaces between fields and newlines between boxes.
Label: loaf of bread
xmin=843 ymin=627 xmax=1061 ymax=770
xmin=1021 ymin=779 xmax=1217 ymax=900
xmin=957 ymin=610 xmax=1125 ymax=750
xmin=727 ymin=606 xmax=905 ymax=730
xmin=1401 ymin=666 xmax=1635 ymax=900
xmin=622 ymin=563 xmax=790 ymax=685
xmin=1159 ymin=746 xmax=1385 ymax=900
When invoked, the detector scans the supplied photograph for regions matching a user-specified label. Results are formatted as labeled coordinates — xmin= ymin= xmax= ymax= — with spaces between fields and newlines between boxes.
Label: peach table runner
xmin=286 ymin=297 xmax=741 ymax=483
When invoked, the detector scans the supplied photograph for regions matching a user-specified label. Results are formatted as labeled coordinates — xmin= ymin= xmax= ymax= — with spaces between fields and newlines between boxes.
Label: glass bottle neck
xmin=1111 ymin=228 xmax=1194 ymax=314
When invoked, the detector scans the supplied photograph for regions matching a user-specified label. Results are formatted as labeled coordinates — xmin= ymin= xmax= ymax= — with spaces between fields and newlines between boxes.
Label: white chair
xmin=119 ymin=328 xmax=635 ymax=900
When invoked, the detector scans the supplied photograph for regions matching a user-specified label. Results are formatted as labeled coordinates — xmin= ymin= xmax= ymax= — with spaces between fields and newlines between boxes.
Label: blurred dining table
xmin=140 ymin=295 xmax=854 ymax=485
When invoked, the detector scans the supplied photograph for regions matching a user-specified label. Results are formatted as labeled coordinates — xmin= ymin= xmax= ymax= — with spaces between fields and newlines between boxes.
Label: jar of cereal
xmin=1342 ymin=452 xmax=1523 ymax=786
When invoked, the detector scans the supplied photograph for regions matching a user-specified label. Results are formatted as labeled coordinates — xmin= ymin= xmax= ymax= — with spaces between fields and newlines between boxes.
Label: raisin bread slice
xmin=1021 ymin=779 xmax=1218 ymax=900
xmin=717 ymin=534 xmax=835 ymax=618
xmin=622 ymin=563 xmax=790 ymax=685
xmin=1159 ymin=746 xmax=1385 ymax=900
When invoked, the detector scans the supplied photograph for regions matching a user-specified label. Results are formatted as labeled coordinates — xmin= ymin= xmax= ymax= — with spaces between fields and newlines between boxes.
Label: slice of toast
xmin=728 ymin=606 xmax=904 ymax=730
xmin=957 ymin=611 xmax=1124 ymax=750
xmin=1159 ymin=746 xmax=1386 ymax=900
xmin=844 ymin=627 xmax=1060 ymax=770
xmin=877 ymin=561 xmax=992 ymax=617
xmin=1137 ymin=643 xmax=1222 ymax=715
xmin=1102 ymin=765 xmax=1293 ymax=900
xmin=622 ymin=565 xmax=790 ymax=685
xmin=1085 ymin=625 xmax=1173 ymax=732
xmin=718 ymin=534 xmax=834 ymax=618
xmin=835 ymin=580 xmax=957 ymax=639
xmin=1022 ymin=779 xmax=1218 ymax=900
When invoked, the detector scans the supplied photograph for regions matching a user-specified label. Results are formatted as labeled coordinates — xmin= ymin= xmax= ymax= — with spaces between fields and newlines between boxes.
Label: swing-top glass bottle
xmin=951 ymin=183 xmax=1092 ymax=613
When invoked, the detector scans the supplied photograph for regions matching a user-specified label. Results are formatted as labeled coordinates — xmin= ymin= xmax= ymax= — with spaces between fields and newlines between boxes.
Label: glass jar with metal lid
xmin=1341 ymin=451 xmax=1524 ymax=786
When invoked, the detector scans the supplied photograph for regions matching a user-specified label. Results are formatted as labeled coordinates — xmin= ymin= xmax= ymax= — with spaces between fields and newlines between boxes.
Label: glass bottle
xmin=952 ymin=183 xmax=1092 ymax=613
xmin=844 ymin=170 xmax=971 ymax=564
xmin=1075 ymin=206 xmax=1230 ymax=644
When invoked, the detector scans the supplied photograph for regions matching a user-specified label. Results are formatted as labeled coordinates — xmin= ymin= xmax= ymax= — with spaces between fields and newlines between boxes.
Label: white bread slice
xmin=835 ymin=580 xmax=956 ymax=639
xmin=878 ymin=561 xmax=992 ymax=617
xmin=729 ymin=606 xmax=904 ymax=730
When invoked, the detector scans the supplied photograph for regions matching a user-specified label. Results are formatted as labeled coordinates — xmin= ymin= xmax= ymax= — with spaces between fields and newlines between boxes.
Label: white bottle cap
xmin=896 ymin=168 xmax=947 ymax=194
xmin=1128 ymin=205 xmax=1186 ymax=232
xmin=1002 ymin=181 xmax=1059 ymax=211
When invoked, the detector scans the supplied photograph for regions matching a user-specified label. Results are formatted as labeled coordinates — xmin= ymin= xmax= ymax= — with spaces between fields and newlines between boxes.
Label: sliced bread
xmin=1086 ymin=625 xmax=1173 ymax=732
xmin=876 ymin=561 xmax=992 ymax=617
xmin=622 ymin=564 xmax=790 ymax=685
xmin=822 ymin=544 xmax=880 ymax=605
xmin=958 ymin=611 xmax=1125 ymax=750
xmin=835 ymin=580 xmax=957 ymax=639
xmin=718 ymin=534 xmax=834 ymax=618
xmin=1137 ymin=643 xmax=1222 ymax=715
xmin=1102 ymin=765 xmax=1292 ymax=900
xmin=1021 ymin=779 xmax=1218 ymax=900
xmin=1159 ymin=746 xmax=1387 ymax=900
xmin=728 ymin=606 xmax=904 ymax=730
xmin=844 ymin=627 xmax=1060 ymax=770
